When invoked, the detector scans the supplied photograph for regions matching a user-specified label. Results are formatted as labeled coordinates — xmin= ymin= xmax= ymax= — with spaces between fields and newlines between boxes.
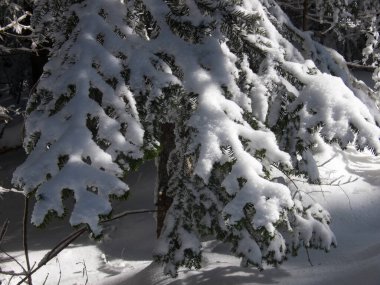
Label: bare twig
xmin=15 ymin=208 xmax=158 ymax=284
xmin=100 ymin=209 xmax=157 ymax=224
xmin=16 ymin=227 xmax=86 ymax=285
xmin=306 ymin=190 xmax=332 ymax=194
xmin=305 ymin=246 xmax=313 ymax=266
xmin=23 ymin=196 xmax=32 ymax=285
xmin=270 ymin=164 xmax=301 ymax=199
xmin=338 ymin=177 xmax=358 ymax=186
xmin=319 ymin=185 xmax=330 ymax=203
xmin=0 ymin=270 xmax=24 ymax=276
xmin=0 ymin=246 xmax=27 ymax=274
xmin=7 ymin=275 xmax=16 ymax=285
xmin=37 ymin=227 xmax=87 ymax=268
xmin=56 ymin=258 xmax=61 ymax=285
xmin=292 ymin=176 xmax=359 ymax=187
xmin=317 ymin=156 xmax=337 ymax=167
xmin=338 ymin=185 xmax=353 ymax=211
xmin=42 ymin=273 xmax=49 ymax=285
xmin=76 ymin=260 xmax=88 ymax=285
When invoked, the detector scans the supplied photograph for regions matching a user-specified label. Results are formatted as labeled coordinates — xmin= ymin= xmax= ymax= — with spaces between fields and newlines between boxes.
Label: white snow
xmin=1 ymin=143 xmax=380 ymax=284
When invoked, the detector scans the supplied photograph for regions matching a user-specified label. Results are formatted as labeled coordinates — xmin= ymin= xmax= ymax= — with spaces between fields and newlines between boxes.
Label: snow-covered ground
xmin=1 ymin=143 xmax=380 ymax=285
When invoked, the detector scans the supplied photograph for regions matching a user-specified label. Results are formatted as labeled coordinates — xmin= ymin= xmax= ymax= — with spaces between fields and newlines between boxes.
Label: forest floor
xmin=1 ymin=142 xmax=380 ymax=285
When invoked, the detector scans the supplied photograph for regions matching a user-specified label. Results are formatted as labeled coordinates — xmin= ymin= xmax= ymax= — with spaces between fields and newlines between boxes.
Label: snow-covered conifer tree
xmin=12 ymin=0 xmax=380 ymax=276
xmin=278 ymin=0 xmax=380 ymax=89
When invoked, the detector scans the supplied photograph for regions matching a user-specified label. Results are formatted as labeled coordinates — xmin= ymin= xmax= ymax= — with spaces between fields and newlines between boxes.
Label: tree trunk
xmin=31 ymin=49 xmax=49 ymax=87
xmin=303 ymin=0 xmax=309 ymax=31
xmin=156 ymin=123 xmax=175 ymax=238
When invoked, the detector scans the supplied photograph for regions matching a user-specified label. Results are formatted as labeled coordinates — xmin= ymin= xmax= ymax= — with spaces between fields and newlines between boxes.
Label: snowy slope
xmin=1 ymin=143 xmax=380 ymax=285
xmin=95 ymin=145 xmax=380 ymax=285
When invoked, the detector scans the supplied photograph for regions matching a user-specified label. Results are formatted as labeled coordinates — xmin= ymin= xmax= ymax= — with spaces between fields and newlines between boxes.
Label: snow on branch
xmin=11 ymin=0 xmax=380 ymax=275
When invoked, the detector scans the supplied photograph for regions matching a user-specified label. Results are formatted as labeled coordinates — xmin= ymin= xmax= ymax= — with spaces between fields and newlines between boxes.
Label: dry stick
xmin=23 ymin=196 xmax=32 ymax=285
xmin=16 ymin=208 xmax=157 ymax=285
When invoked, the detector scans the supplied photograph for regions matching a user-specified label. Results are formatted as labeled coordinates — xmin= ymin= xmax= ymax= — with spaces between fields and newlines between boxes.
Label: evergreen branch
xmin=0 ymin=12 xmax=32 ymax=33
xmin=346 ymin=62 xmax=376 ymax=71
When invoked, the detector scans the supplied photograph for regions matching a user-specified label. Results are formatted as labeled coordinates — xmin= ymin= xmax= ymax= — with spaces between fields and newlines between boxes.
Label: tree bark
xmin=30 ymin=49 xmax=49 ymax=87
xmin=156 ymin=123 xmax=175 ymax=238
xmin=303 ymin=0 xmax=309 ymax=31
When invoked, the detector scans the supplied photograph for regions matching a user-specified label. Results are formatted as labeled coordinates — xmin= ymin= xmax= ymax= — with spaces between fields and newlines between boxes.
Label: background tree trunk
xmin=303 ymin=0 xmax=309 ymax=31
xmin=156 ymin=123 xmax=175 ymax=238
